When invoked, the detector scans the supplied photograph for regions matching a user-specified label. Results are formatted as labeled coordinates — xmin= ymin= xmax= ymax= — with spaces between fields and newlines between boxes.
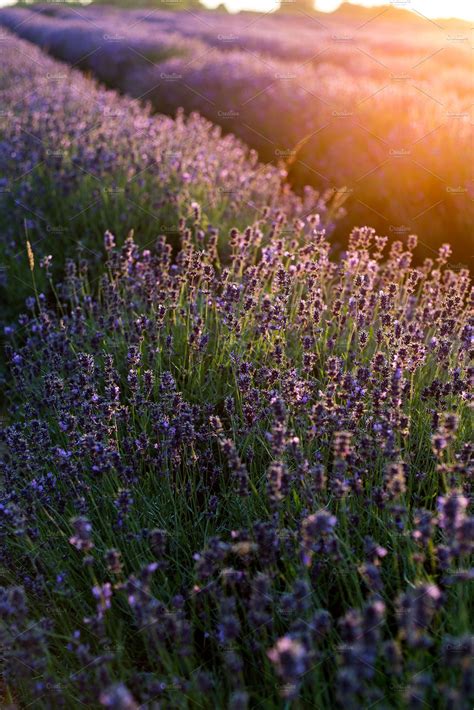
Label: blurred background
xmin=1 ymin=0 xmax=472 ymax=266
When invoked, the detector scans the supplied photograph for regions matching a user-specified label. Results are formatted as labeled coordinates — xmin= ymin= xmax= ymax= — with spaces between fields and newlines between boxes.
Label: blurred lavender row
xmin=0 ymin=28 xmax=336 ymax=311
xmin=0 ymin=4 xmax=472 ymax=264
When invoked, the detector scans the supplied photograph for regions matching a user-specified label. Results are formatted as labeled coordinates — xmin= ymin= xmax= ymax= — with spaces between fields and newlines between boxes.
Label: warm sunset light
xmin=315 ymin=0 xmax=474 ymax=20
xmin=202 ymin=0 xmax=474 ymax=21
xmin=314 ymin=0 xmax=474 ymax=21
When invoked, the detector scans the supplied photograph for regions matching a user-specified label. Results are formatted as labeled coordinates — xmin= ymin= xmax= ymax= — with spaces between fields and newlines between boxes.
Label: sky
xmin=0 ymin=0 xmax=472 ymax=21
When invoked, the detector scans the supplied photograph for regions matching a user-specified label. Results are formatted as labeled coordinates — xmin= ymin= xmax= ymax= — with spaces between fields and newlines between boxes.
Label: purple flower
xmin=267 ymin=635 xmax=308 ymax=694
xmin=69 ymin=517 xmax=94 ymax=553
xmin=397 ymin=583 xmax=442 ymax=648
xmin=92 ymin=582 xmax=113 ymax=618
xmin=438 ymin=490 xmax=468 ymax=538
xmin=301 ymin=510 xmax=338 ymax=566
xmin=100 ymin=683 xmax=138 ymax=710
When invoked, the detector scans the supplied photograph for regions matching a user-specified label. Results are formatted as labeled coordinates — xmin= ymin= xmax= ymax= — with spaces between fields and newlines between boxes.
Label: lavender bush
xmin=1 ymin=213 xmax=472 ymax=707
xmin=0 ymin=5 xmax=471 ymax=263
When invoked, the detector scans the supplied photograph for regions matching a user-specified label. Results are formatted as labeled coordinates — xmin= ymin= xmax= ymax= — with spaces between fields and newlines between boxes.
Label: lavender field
xmin=0 ymin=4 xmax=473 ymax=710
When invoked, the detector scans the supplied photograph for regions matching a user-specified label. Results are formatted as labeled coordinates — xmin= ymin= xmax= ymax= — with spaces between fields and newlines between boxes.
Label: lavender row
xmin=29 ymin=3 xmax=473 ymax=89
xmin=1 ymin=6 xmax=472 ymax=263
xmin=0 ymin=29 xmax=332 ymax=313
